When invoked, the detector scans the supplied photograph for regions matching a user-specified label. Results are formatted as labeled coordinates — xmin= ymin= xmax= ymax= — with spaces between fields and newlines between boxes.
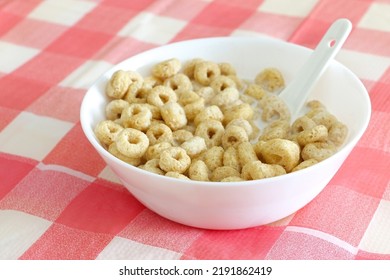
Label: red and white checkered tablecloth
xmin=0 ymin=0 xmax=389 ymax=260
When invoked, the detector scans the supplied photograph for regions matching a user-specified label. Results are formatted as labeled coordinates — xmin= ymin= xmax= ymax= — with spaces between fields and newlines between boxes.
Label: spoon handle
xmin=280 ymin=18 xmax=352 ymax=119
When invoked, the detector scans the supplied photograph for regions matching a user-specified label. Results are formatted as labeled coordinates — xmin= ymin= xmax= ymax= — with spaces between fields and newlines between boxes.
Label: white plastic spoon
xmin=279 ymin=18 xmax=352 ymax=120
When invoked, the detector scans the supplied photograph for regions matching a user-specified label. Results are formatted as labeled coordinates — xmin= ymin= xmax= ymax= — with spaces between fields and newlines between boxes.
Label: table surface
xmin=0 ymin=0 xmax=389 ymax=260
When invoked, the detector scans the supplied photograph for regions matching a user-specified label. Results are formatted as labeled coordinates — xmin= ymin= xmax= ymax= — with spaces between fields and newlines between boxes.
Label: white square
xmin=0 ymin=41 xmax=39 ymax=73
xmin=60 ymin=60 xmax=113 ymax=89
xmin=96 ymin=236 xmax=182 ymax=260
xmin=118 ymin=12 xmax=186 ymax=45
xmin=98 ymin=166 xmax=122 ymax=185
xmin=28 ymin=0 xmax=97 ymax=26
xmin=0 ymin=112 xmax=74 ymax=161
xmin=358 ymin=3 xmax=390 ymax=32
xmin=0 ymin=210 xmax=52 ymax=259
xmin=358 ymin=200 xmax=390 ymax=254
xmin=259 ymin=0 xmax=319 ymax=17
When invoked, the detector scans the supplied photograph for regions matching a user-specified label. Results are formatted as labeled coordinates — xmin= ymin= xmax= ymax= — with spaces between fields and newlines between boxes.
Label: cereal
xmin=96 ymin=57 xmax=348 ymax=181
xmin=254 ymin=67 xmax=285 ymax=92
xmin=159 ymin=147 xmax=191 ymax=173
xmin=95 ymin=120 xmax=123 ymax=146
xmin=115 ymin=128 xmax=149 ymax=158
xmin=160 ymin=102 xmax=187 ymax=131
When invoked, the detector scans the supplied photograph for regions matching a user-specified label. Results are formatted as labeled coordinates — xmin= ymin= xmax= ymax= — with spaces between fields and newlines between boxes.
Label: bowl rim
xmin=80 ymin=36 xmax=371 ymax=188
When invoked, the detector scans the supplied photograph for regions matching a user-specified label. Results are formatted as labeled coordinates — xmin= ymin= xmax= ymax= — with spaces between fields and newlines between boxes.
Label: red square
xmin=0 ymin=75 xmax=51 ymax=110
xmin=46 ymin=27 xmax=113 ymax=59
xmin=101 ymin=0 xmax=156 ymax=10
xmin=43 ymin=123 xmax=106 ymax=177
xmin=331 ymin=147 xmax=390 ymax=199
xmin=93 ymin=36 xmax=157 ymax=64
xmin=0 ymin=153 xmax=37 ymax=200
xmin=355 ymin=250 xmax=390 ymax=260
xmin=2 ymin=0 xmax=42 ymax=17
xmin=119 ymin=210 xmax=203 ymax=253
xmin=19 ymin=223 xmax=112 ymax=260
xmin=266 ymin=231 xmax=355 ymax=259
xmin=345 ymin=28 xmax=390 ymax=57
xmin=0 ymin=106 xmax=20 ymax=131
xmin=289 ymin=18 xmax=330 ymax=48
xmin=191 ymin=2 xmax=254 ymax=29
xmin=12 ymin=52 xmax=84 ymax=85
xmin=172 ymin=23 xmax=231 ymax=42
xmin=2 ymin=18 xmax=67 ymax=49
xmin=55 ymin=179 xmax=144 ymax=234
xmin=145 ymin=0 xmax=208 ymax=21
xmin=290 ymin=185 xmax=380 ymax=246
xmin=308 ymin=0 xmax=371 ymax=25
xmin=241 ymin=12 xmax=303 ymax=40
xmin=27 ymin=86 xmax=85 ymax=123
xmin=76 ymin=5 xmax=137 ymax=35
xmin=0 ymin=168 xmax=90 ymax=221
xmin=0 ymin=12 xmax=22 ymax=36
xmin=214 ymin=0 xmax=263 ymax=9
xmin=367 ymin=81 xmax=390 ymax=112
xmin=182 ymin=227 xmax=284 ymax=259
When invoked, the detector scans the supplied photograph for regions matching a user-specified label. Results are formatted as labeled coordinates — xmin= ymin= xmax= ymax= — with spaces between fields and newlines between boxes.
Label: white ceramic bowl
xmin=80 ymin=37 xmax=371 ymax=230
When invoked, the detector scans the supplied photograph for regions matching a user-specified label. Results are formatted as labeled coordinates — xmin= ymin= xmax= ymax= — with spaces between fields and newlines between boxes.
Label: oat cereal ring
xmin=181 ymin=136 xmax=207 ymax=158
xmin=244 ymin=83 xmax=266 ymax=100
xmin=291 ymin=116 xmax=316 ymax=134
xmin=165 ymin=172 xmax=190 ymax=180
xmin=145 ymin=141 xmax=172 ymax=161
xmin=160 ymin=102 xmax=187 ymax=131
xmin=254 ymin=68 xmax=285 ymax=92
xmin=255 ymin=139 xmax=300 ymax=172
xmin=226 ymin=118 xmax=253 ymax=139
xmin=219 ymin=62 xmax=237 ymax=76
xmin=223 ymin=146 xmax=241 ymax=172
xmin=164 ymin=73 xmax=193 ymax=92
xmin=194 ymin=105 xmax=224 ymax=126
xmin=292 ymin=159 xmax=318 ymax=172
xmin=147 ymin=85 xmax=177 ymax=107
xmin=177 ymin=90 xmax=200 ymax=106
xmin=241 ymin=161 xmax=286 ymax=180
xmin=221 ymin=176 xmax=244 ymax=182
xmin=307 ymin=109 xmax=337 ymax=129
xmin=144 ymin=104 xmax=161 ymax=120
xmin=151 ymin=58 xmax=181 ymax=80
xmin=105 ymin=70 xmax=134 ymax=99
xmin=105 ymin=99 xmax=129 ymax=121
xmin=143 ymin=75 xmax=163 ymax=88
xmin=260 ymin=94 xmax=291 ymax=122
xmin=124 ymin=82 xmax=150 ymax=104
xmin=223 ymin=103 xmax=254 ymax=125
xmin=210 ymin=87 xmax=240 ymax=108
xmin=146 ymin=123 xmax=173 ymax=145
xmin=159 ymin=147 xmax=191 ymax=173
xmin=94 ymin=120 xmax=123 ymax=146
xmin=211 ymin=166 xmax=240 ymax=182
xmin=194 ymin=61 xmax=221 ymax=86
xmin=182 ymin=58 xmax=203 ymax=79
xmin=203 ymin=146 xmax=224 ymax=171
xmin=195 ymin=119 xmax=225 ymax=148
xmin=210 ymin=76 xmax=236 ymax=93
xmin=297 ymin=125 xmax=328 ymax=146
xmin=188 ymin=160 xmax=209 ymax=181
xmin=108 ymin=142 xmax=142 ymax=166
xmin=328 ymin=121 xmax=348 ymax=146
xmin=237 ymin=142 xmax=258 ymax=167
xmin=172 ymin=129 xmax=193 ymax=146
xmin=301 ymin=142 xmax=337 ymax=162
xmin=306 ymin=100 xmax=325 ymax=110
xmin=196 ymin=86 xmax=216 ymax=104
xmin=222 ymin=125 xmax=249 ymax=149
xmin=259 ymin=120 xmax=290 ymax=141
xmin=121 ymin=103 xmax=152 ymax=131
xmin=184 ymin=98 xmax=205 ymax=121
xmin=142 ymin=158 xmax=165 ymax=175
xmin=115 ymin=128 xmax=149 ymax=158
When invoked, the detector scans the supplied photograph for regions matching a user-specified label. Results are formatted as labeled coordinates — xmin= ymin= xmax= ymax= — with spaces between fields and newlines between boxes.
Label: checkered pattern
xmin=0 ymin=0 xmax=389 ymax=260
